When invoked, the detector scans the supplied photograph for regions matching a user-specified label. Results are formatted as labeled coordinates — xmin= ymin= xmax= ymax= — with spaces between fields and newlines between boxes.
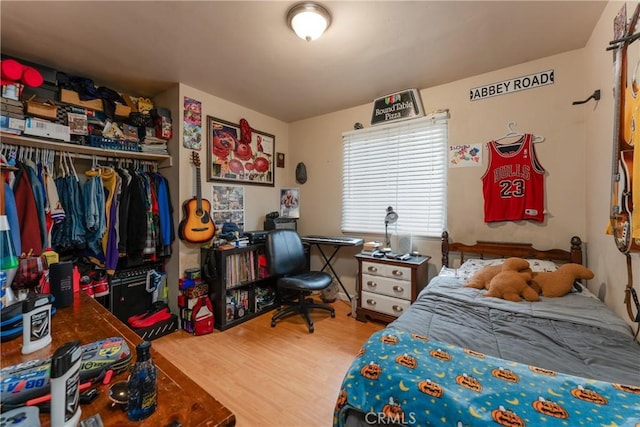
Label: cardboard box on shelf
xmin=0 ymin=115 xmax=25 ymax=134
xmin=115 ymin=103 xmax=131 ymax=118
xmin=24 ymin=117 xmax=70 ymax=141
xmin=59 ymin=88 xmax=103 ymax=111
xmin=122 ymin=94 xmax=138 ymax=113
xmin=25 ymin=99 xmax=57 ymax=120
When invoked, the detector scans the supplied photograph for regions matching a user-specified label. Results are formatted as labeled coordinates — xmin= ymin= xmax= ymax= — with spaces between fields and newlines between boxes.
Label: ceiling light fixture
xmin=287 ymin=2 xmax=331 ymax=42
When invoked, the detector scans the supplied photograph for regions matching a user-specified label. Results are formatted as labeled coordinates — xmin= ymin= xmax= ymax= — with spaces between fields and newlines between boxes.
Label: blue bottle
xmin=127 ymin=341 xmax=157 ymax=421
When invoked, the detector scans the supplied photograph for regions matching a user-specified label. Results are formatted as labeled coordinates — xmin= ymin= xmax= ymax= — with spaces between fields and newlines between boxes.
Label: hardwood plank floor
xmin=153 ymin=298 xmax=384 ymax=426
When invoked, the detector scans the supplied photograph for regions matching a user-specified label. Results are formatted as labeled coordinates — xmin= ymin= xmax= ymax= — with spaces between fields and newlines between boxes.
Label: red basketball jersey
xmin=481 ymin=134 xmax=545 ymax=222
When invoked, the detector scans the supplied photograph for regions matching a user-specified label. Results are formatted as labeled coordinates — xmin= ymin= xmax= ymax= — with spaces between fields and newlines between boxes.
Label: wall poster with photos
xmin=279 ymin=187 xmax=300 ymax=219
xmin=212 ymin=185 xmax=245 ymax=234
xmin=207 ymin=116 xmax=275 ymax=186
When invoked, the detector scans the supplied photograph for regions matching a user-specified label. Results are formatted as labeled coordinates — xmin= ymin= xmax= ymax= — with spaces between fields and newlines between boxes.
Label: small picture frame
xmin=276 ymin=152 xmax=285 ymax=168
xmin=279 ymin=188 xmax=300 ymax=218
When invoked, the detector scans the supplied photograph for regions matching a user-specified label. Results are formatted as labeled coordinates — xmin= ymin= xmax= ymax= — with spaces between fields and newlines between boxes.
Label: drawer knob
xmin=392 ymin=285 xmax=404 ymax=293
xmin=367 ymin=266 xmax=378 ymax=273
xmin=366 ymin=281 xmax=377 ymax=288
xmin=366 ymin=299 xmax=377 ymax=306
xmin=392 ymin=305 xmax=404 ymax=312
xmin=392 ymin=270 xmax=403 ymax=277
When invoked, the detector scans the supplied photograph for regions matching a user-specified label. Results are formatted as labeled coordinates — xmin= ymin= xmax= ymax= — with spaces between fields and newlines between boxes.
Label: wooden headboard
xmin=441 ymin=231 xmax=583 ymax=267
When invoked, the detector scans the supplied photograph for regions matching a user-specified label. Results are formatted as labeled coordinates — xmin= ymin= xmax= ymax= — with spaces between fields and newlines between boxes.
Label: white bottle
xmin=21 ymin=294 xmax=52 ymax=354
xmin=50 ymin=341 xmax=82 ymax=427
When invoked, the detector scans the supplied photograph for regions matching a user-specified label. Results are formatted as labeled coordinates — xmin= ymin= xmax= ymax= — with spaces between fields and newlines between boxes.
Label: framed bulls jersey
xmin=481 ymin=134 xmax=545 ymax=222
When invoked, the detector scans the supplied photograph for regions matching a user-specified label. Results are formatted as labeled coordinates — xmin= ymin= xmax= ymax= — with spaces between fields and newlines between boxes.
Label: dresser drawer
xmin=361 ymin=274 xmax=411 ymax=300
xmin=361 ymin=261 xmax=411 ymax=281
xmin=361 ymin=291 xmax=410 ymax=317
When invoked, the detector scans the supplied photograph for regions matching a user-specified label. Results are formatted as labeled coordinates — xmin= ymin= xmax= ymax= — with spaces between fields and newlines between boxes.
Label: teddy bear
xmin=484 ymin=268 xmax=539 ymax=302
xmin=528 ymin=263 xmax=594 ymax=298
xmin=464 ymin=257 xmax=532 ymax=290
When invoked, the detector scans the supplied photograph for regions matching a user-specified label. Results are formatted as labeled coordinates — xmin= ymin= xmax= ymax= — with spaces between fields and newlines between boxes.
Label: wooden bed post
xmin=441 ymin=231 xmax=450 ymax=267
xmin=570 ymin=236 xmax=583 ymax=265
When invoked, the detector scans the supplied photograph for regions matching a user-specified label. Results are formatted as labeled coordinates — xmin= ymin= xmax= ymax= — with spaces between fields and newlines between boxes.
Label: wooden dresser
xmin=355 ymin=253 xmax=430 ymax=324
xmin=0 ymin=293 xmax=235 ymax=426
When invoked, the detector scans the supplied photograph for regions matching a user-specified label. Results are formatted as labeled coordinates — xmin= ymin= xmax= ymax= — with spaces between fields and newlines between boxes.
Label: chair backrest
xmin=265 ymin=229 xmax=306 ymax=276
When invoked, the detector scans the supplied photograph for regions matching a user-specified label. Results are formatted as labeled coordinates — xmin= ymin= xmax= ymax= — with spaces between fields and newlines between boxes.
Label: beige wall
xmin=584 ymin=0 xmax=637 ymax=329
xmin=159 ymin=0 xmax=637 ymax=329
xmin=158 ymin=84 xmax=291 ymax=314
xmin=289 ymin=50 xmax=589 ymax=305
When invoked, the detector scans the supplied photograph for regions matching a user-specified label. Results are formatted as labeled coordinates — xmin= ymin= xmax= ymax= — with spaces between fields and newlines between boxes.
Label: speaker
xmin=395 ymin=233 xmax=413 ymax=254
xmin=49 ymin=261 xmax=74 ymax=308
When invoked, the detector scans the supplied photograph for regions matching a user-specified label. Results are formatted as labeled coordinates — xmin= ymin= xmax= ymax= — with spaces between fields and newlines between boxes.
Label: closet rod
xmin=0 ymin=134 xmax=172 ymax=167
xmin=0 ymin=143 xmax=165 ymax=170
xmin=0 ymin=143 xmax=161 ymax=170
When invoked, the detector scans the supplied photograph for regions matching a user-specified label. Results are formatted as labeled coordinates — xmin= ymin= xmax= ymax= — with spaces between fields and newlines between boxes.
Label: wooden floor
xmin=153 ymin=298 xmax=385 ymax=426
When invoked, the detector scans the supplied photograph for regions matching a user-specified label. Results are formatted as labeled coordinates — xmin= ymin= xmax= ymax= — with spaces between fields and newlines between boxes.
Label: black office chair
xmin=265 ymin=229 xmax=335 ymax=333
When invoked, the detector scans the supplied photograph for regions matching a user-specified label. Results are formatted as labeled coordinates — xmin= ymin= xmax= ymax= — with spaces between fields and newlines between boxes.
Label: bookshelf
xmin=209 ymin=244 xmax=278 ymax=330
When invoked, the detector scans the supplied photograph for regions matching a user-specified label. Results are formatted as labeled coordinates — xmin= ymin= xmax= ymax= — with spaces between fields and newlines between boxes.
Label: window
xmin=341 ymin=112 xmax=448 ymax=237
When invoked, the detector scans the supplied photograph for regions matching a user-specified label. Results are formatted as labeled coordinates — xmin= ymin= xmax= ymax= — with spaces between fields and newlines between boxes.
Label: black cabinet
xmin=208 ymin=244 xmax=278 ymax=330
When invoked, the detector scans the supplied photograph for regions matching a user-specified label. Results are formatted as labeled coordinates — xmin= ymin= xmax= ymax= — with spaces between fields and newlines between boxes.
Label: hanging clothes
xmin=12 ymin=162 xmax=42 ymax=255
xmin=4 ymin=181 xmax=21 ymax=256
xmin=104 ymin=171 xmax=122 ymax=275
xmin=156 ymin=172 xmax=174 ymax=257
xmin=23 ymin=159 xmax=48 ymax=249
xmin=83 ymin=168 xmax=106 ymax=256
xmin=116 ymin=167 xmax=132 ymax=256
xmin=481 ymin=134 xmax=545 ymax=223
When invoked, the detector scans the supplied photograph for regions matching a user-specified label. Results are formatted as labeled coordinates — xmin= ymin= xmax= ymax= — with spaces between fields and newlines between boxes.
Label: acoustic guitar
xmin=609 ymin=4 xmax=640 ymax=253
xmin=179 ymin=152 xmax=216 ymax=243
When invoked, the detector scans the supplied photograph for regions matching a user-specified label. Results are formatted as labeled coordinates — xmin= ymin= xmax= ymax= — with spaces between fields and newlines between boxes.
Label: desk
xmin=301 ymin=236 xmax=364 ymax=302
xmin=0 ymin=293 xmax=235 ymax=427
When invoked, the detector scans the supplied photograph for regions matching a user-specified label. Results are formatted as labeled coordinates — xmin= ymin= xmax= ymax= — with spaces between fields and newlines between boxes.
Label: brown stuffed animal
xmin=464 ymin=257 xmax=532 ymax=290
xmin=484 ymin=269 xmax=539 ymax=302
xmin=529 ymin=264 xmax=594 ymax=298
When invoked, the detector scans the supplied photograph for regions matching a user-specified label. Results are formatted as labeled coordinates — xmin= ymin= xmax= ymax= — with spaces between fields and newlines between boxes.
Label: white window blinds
xmin=341 ymin=112 xmax=448 ymax=237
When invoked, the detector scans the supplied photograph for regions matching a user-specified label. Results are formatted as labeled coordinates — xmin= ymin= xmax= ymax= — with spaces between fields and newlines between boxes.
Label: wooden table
xmin=1 ymin=293 xmax=236 ymax=426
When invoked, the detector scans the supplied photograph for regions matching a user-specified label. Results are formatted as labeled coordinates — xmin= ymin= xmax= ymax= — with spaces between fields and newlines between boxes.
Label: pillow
xmin=449 ymin=257 xmax=559 ymax=280
xmin=454 ymin=258 xmax=505 ymax=280
xmin=526 ymin=259 xmax=559 ymax=272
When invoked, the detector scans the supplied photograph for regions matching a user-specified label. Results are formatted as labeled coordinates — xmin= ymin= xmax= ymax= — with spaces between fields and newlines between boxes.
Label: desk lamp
xmin=384 ymin=206 xmax=398 ymax=251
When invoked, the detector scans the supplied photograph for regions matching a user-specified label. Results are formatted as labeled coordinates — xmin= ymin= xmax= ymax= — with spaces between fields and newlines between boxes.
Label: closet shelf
xmin=0 ymin=133 xmax=173 ymax=167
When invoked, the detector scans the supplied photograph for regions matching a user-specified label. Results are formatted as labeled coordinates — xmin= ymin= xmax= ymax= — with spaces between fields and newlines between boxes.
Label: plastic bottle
xmin=127 ymin=340 xmax=157 ymax=421
xmin=50 ymin=341 xmax=82 ymax=427
xmin=21 ymin=294 xmax=52 ymax=354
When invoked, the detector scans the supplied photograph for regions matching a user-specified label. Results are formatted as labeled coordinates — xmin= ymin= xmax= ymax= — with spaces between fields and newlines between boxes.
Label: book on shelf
xmin=225 ymin=250 xmax=256 ymax=287
xmin=363 ymin=241 xmax=382 ymax=252
xmin=360 ymin=249 xmax=381 ymax=256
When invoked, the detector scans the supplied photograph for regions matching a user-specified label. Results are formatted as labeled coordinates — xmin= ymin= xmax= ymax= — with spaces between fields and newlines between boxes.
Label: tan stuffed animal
xmin=529 ymin=264 xmax=594 ymax=298
xmin=464 ymin=257 xmax=532 ymax=290
xmin=484 ymin=269 xmax=539 ymax=302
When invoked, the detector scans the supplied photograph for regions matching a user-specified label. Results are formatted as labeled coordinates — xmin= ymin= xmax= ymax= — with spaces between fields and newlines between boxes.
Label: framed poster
xmin=279 ymin=187 xmax=300 ymax=218
xmin=212 ymin=185 xmax=245 ymax=234
xmin=206 ymin=116 xmax=275 ymax=186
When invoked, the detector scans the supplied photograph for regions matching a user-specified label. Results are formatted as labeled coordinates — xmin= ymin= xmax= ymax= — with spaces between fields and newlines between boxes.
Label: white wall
xmin=157 ymin=84 xmax=292 ymax=315
xmin=584 ymin=0 xmax=639 ymax=329
xmin=158 ymin=0 xmax=638 ymax=330
xmin=290 ymin=49 xmax=589 ymax=305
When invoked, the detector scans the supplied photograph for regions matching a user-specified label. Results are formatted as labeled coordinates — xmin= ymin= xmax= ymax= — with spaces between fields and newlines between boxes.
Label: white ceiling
xmin=1 ymin=1 xmax=606 ymax=123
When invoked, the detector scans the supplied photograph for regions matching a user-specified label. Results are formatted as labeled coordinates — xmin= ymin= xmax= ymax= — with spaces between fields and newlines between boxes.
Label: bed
xmin=334 ymin=232 xmax=640 ymax=427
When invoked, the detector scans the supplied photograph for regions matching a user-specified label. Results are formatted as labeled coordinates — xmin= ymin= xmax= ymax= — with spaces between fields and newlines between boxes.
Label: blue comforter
xmin=334 ymin=329 xmax=640 ymax=427
xmin=334 ymin=275 xmax=640 ymax=426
